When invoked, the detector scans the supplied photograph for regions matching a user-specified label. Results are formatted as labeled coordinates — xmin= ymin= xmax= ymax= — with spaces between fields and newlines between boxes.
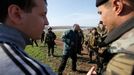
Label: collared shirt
xmin=0 ymin=24 xmax=56 ymax=75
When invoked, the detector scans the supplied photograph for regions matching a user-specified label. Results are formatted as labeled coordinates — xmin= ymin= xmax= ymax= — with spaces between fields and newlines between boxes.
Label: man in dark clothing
xmin=31 ymin=39 xmax=38 ymax=47
xmin=58 ymin=24 xmax=80 ymax=75
xmin=45 ymin=27 xmax=56 ymax=56
xmin=41 ymin=31 xmax=45 ymax=43
xmin=77 ymin=28 xmax=84 ymax=55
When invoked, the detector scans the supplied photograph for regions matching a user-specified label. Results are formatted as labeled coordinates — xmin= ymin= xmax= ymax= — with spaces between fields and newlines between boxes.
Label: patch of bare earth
xmin=55 ymin=39 xmax=97 ymax=75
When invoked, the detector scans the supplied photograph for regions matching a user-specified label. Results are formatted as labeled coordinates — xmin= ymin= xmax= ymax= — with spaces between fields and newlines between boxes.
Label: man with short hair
xmin=58 ymin=24 xmax=80 ymax=75
xmin=87 ymin=0 xmax=134 ymax=75
xmin=0 ymin=0 xmax=55 ymax=75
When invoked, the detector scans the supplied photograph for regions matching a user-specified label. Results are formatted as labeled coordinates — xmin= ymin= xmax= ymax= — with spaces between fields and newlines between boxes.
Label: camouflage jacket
xmin=104 ymin=17 xmax=134 ymax=75
xmin=88 ymin=32 xmax=100 ymax=49
xmin=97 ymin=26 xmax=108 ymax=42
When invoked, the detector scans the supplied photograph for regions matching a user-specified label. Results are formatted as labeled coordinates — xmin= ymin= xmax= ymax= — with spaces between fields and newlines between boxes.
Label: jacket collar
xmin=0 ymin=24 xmax=31 ymax=49
xmin=100 ymin=17 xmax=134 ymax=47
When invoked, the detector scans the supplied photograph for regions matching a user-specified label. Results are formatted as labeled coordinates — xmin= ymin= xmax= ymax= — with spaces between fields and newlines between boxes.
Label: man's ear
xmin=8 ymin=4 xmax=23 ymax=24
xmin=112 ymin=0 xmax=123 ymax=15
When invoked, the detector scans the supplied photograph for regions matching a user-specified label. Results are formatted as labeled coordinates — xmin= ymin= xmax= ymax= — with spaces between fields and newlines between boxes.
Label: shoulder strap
xmin=117 ymin=48 xmax=134 ymax=55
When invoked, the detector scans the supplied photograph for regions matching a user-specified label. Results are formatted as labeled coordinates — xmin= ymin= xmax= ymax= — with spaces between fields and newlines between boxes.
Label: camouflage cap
xmin=96 ymin=0 xmax=108 ymax=7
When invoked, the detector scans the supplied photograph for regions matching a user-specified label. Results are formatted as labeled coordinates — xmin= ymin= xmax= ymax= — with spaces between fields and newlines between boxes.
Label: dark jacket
xmin=62 ymin=29 xmax=78 ymax=55
xmin=45 ymin=31 xmax=56 ymax=46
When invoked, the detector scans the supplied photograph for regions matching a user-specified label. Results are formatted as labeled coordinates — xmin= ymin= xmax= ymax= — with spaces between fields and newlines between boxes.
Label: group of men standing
xmin=85 ymin=21 xmax=108 ymax=63
xmin=42 ymin=22 xmax=107 ymax=75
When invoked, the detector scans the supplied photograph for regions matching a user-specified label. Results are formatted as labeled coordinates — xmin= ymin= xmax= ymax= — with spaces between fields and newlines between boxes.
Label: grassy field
xmin=25 ymin=31 xmax=94 ymax=75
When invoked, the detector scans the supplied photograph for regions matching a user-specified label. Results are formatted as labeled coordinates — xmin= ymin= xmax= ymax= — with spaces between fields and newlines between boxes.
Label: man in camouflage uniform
xmin=85 ymin=28 xmax=92 ymax=61
xmin=96 ymin=21 xmax=112 ymax=74
xmin=87 ymin=0 xmax=134 ymax=75
xmin=97 ymin=21 xmax=108 ymax=42
xmin=88 ymin=27 xmax=100 ymax=63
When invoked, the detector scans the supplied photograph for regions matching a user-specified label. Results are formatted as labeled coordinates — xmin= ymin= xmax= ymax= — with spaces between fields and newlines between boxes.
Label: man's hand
xmin=87 ymin=66 xmax=97 ymax=75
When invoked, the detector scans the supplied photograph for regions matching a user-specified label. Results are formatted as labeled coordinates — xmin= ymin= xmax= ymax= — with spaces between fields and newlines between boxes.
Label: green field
xmin=25 ymin=31 xmax=92 ymax=75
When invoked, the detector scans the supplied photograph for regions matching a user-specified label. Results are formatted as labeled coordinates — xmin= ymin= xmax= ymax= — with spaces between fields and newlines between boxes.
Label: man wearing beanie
xmin=87 ymin=0 xmax=134 ymax=75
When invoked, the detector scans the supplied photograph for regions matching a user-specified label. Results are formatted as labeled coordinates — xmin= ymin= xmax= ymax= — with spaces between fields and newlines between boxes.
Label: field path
xmin=54 ymin=39 xmax=97 ymax=75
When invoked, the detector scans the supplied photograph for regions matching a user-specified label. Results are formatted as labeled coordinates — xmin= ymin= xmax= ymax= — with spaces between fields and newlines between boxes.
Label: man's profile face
xmin=21 ymin=0 xmax=48 ymax=39
xmin=97 ymin=3 xmax=115 ymax=32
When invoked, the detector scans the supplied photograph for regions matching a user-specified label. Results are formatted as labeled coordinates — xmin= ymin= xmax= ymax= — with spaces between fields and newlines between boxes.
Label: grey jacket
xmin=0 ymin=24 xmax=56 ymax=75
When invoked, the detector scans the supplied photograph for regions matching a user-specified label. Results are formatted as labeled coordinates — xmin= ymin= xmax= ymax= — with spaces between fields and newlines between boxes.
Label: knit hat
xmin=96 ymin=0 xmax=108 ymax=7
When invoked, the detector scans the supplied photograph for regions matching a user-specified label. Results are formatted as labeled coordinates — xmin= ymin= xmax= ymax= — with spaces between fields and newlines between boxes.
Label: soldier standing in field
xmin=45 ymin=27 xmax=56 ymax=57
xmin=85 ymin=28 xmax=92 ymax=59
xmin=41 ymin=31 xmax=45 ymax=43
xmin=87 ymin=27 xmax=100 ymax=63
xmin=97 ymin=21 xmax=108 ymax=42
